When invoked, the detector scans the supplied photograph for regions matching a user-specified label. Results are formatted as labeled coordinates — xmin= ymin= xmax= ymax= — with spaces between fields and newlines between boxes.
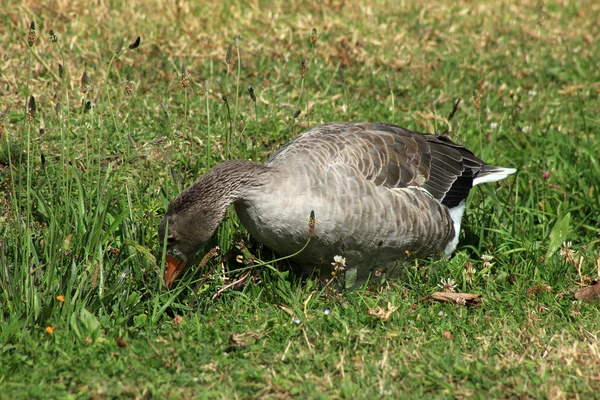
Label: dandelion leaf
xmin=546 ymin=213 xmax=571 ymax=259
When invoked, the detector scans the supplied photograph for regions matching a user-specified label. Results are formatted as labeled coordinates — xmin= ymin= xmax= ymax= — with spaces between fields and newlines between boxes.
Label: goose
xmin=159 ymin=122 xmax=516 ymax=288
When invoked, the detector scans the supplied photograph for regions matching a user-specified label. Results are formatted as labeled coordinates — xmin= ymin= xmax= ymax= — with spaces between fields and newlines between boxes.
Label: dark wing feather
xmin=267 ymin=122 xmax=490 ymax=208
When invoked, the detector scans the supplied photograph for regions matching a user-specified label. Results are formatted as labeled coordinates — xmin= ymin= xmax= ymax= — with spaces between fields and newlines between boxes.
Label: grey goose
xmin=159 ymin=122 xmax=516 ymax=288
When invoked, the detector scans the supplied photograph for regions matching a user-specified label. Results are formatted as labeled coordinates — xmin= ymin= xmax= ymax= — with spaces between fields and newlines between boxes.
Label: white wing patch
xmin=473 ymin=167 xmax=517 ymax=186
xmin=444 ymin=200 xmax=466 ymax=256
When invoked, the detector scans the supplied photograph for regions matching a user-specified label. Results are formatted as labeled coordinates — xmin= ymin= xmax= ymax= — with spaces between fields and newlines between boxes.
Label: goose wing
xmin=267 ymin=122 xmax=508 ymax=208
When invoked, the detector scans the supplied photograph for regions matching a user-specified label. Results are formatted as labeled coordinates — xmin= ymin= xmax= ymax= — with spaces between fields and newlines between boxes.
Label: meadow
xmin=1 ymin=0 xmax=599 ymax=398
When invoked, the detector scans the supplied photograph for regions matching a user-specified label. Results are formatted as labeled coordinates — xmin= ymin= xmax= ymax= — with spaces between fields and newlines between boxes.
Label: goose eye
xmin=167 ymin=236 xmax=176 ymax=245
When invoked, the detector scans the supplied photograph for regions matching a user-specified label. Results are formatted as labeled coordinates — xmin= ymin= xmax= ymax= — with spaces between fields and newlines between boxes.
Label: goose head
xmin=158 ymin=204 xmax=221 ymax=287
xmin=158 ymin=161 xmax=270 ymax=287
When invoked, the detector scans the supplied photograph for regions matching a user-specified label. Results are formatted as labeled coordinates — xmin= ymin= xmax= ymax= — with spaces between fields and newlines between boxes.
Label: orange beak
xmin=164 ymin=255 xmax=186 ymax=288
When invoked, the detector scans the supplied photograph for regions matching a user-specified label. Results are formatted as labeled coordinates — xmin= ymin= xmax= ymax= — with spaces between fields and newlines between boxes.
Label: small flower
xmin=437 ymin=278 xmax=457 ymax=293
xmin=455 ymin=297 xmax=466 ymax=306
xmin=543 ymin=171 xmax=550 ymax=179
xmin=332 ymin=255 xmax=346 ymax=272
xmin=490 ymin=122 xmax=498 ymax=129
xmin=323 ymin=308 xmax=331 ymax=315
xmin=46 ymin=29 xmax=58 ymax=43
xmin=56 ymin=295 xmax=65 ymax=302
xmin=45 ymin=326 xmax=54 ymax=334
xmin=292 ymin=317 xmax=300 ymax=324
xmin=528 ymin=90 xmax=537 ymax=96
xmin=558 ymin=241 xmax=577 ymax=266
xmin=438 ymin=311 xmax=447 ymax=317
xmin=173 ymin=315 xmax=183 ymax=325
xmin=481 ymin=254 xmax=494 ymax=269
xmin=464 ymin=261 xmax=476 ymax=284
xmin=481 ymin=254 xmax=494 ymax=262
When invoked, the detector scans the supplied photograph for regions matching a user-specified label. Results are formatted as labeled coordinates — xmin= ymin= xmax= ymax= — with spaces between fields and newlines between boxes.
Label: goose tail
xmin=473 ymin=165 xmax=517 ymax=186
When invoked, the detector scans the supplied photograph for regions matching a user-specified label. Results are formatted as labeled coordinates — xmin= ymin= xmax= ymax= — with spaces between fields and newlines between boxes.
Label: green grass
xmin=1 ymin=0 xmax=600 ymax=398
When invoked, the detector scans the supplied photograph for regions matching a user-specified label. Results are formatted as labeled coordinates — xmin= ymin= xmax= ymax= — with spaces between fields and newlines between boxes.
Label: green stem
xmin=234 ymin=47 xmax=241 ymax=124
xmin=105 ymin=52 xmax=120 ymax=133
xmin=25 ymin=40 xmax=60 ymax=82
xmin=206 ymin=90 xmax=211 ymax=166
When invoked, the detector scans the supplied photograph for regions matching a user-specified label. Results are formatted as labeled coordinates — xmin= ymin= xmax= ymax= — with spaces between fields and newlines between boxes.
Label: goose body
xmin=159 ymin=122 xmax=516 ymax=287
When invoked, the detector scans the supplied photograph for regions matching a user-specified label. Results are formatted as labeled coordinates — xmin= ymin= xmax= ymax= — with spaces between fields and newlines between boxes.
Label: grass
xmin=1 ymin=0 xmax=599 ymax=398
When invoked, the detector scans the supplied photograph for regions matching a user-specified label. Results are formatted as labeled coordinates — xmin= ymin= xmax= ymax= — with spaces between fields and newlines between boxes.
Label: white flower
xmin=333 ymin=255 xmax=346 ymax=266
xmin=331 ymin=255 xmax=346 ymax=272
xmin=437 ymin=278 xmax=457 ymax=293
xmin=481 ymin=254 xmax=494 ymax=262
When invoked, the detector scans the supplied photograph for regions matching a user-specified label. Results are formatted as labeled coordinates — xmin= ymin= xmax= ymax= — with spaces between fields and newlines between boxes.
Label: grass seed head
xmin=309 ymin=28 xmax=320 ymax=44
xmin=115 ymin=38 xmax=125 ymax=54
xmin=27 ymin=21 xmax=37 ymax=46
xmin=261 ymin=72 xmax=271 ymax=89
xmin=80 ymin=71 xmax=91 ymax=93
xmin=124 ymin=73 xmax=135 ymax=94
xmin=248 ymin=86 xmax=256 ymax=102
xmin=234 ymin=34 xmax=241 ymax=48
xmin=179 ymin=63 xmax=190 ymax=89
xmin=27 ymin=96 xmax=36 ymax=123
xmin=160 ymin=101 xmax=168 ymax=113
xmin=58 ymin=64 xmax=64 ymax=79
xmin=308 ymin=210 xmax=316 ymax=237
xmin=55 ymin=102 xmax=61 ymax=116
xmin=225 ymin=44 xmax=233 ymax=65
xmin=339 ymin=67 xmax=346 ymax=84
xmin=300 ymin=59 xmax=307 ymax=78
xmin=472 ymin=90 xmax=481 ymax=112
xmin=128 ymin=36 xmax=141 ymax=50
xmin=46 ymin=29 xmax=58 ymax=43
xmin=198 ymin=80 xmax=207 ymax=96
xmin=385 ymin=75 xmax=392 ymax=91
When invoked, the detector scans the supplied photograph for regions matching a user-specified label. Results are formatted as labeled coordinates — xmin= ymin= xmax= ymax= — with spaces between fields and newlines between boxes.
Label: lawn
xmin=1 ymin=0 xmax=600 ymax=398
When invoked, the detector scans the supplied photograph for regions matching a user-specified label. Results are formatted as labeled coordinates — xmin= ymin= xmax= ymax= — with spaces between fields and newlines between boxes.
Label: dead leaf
xmin=116 ymin=337 xmax=128 ymax=348
xmin=368 ymin=302 xmax=398 ymax=321
xmin=575 ymin=282 xmax=600 ymax=303
xmin=229 ymin=332 xmax=260 ymax=348
xmin=443 ymin=330 xmax=454 ymax=340
xmin=558 ymin=84 xmax=584 ymax=95
xmin=431 ymin=292 xmax=481 ymax=306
